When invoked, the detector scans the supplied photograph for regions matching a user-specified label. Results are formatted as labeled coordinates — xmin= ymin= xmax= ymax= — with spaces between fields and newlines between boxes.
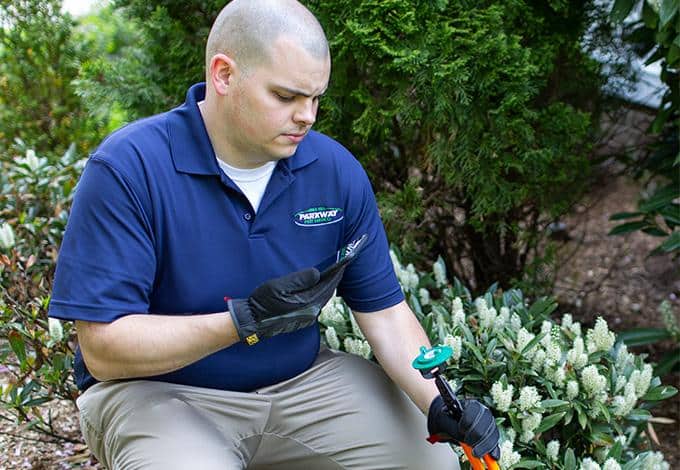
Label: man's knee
xmin=324 ymin=352 xmax=459 ymax=469
xmin=82 ymin=387 xmax=244 ymax=470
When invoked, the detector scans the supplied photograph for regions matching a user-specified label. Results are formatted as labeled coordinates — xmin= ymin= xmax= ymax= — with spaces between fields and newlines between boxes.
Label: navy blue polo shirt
xmin=48 ymin=83 xmax=404 ymax=392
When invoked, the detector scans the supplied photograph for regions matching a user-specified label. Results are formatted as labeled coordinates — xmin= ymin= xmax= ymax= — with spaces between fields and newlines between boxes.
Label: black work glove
xmin=228 ymin=265 xmax=345 ymax=345
xmin=427 ymin=395 xmax=501 ymax=460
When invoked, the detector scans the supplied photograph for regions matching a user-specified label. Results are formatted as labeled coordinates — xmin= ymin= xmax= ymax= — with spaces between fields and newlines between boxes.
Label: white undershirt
xmin=216 ymin=158 xmax=276 ymax=213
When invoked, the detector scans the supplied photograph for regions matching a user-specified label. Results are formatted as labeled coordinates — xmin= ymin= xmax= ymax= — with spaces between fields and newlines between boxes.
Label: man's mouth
xmin=282 ymin=131 xmax=307 ymax=143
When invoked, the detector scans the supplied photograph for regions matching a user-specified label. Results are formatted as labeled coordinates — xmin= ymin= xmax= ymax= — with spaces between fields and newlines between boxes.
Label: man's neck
xmin=198 ymin=99 xmax=263 ymax=169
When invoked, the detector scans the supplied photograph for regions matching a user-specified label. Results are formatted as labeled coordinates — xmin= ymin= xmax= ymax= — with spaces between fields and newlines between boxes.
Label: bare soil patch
xmin=553 ymin=171 xmax=680 ymax=466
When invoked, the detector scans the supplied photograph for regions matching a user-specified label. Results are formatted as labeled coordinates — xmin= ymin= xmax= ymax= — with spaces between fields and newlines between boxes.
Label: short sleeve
xmin=48 ymin=156 xmax=156 ymax=323
xmin=337 ymin=165 xmax=404 ymax=313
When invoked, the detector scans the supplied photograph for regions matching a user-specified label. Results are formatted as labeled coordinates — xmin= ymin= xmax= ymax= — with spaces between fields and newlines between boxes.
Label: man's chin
xmin=271 ymin=143 xmax=300 ymax=159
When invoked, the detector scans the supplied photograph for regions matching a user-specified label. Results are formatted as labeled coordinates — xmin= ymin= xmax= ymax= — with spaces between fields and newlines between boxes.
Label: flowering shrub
xmin=0 ymin=144 xmax=85 ymax=441
xmin=1 ymin=146 xmax=677 ymax=467
xmin=320 ymin=250 xmax=678 ymax=469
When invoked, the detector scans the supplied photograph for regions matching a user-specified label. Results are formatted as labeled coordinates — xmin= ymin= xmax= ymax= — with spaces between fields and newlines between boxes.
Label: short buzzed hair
xmin=206 ymin=0 xmax=329 ymax=76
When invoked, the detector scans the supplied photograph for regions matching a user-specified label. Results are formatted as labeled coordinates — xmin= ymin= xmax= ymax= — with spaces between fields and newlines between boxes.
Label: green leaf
xmin=639 ymin=185 xmax=679 ymax=212
xmin=622 ymin=457 xmax=641 ymax=470
xmin=626 ymin=408 xmax=652 ymax=421
xmin=654 ymin=348 xmax=680 ymax=376
xmin=434 ymin=0 xmax=448 ymax=11
xmin=617 ymin=328 xmax=671 ymax=346
xmin=545 ymin=382 xmax=557 ymax=400
xmin=22 ymin=397 xmax=51 ymax=407
xmin=577 ymin=407 xmax=588 ymax=429
xmin=512 ymin=460 xmax=545 ymax=469
xmin=521 ymin=332 xmax=547 ymax=356
xmin=660 ymin=204 xmax=680 ymax=227
xmin=431 ymin=303 xmax=449 ymax=319
xmin=612 ymin=420 xmax=624 ymax=436
xmin=540 ymin=399 xmax=569 ymax=408
xmin=535 ymin=411 xmax=566 ymax=433
xmin=7 ymin=330 xmax=27 ymax=365
xmin=410 ymin=294 xmax=423 ymax=317
xmin=423 ymin=314 xmax=434 ymax=338
xmin=486 ymin=282 xmax=499 ymax=297
xmin=564 ymin=448 xmax=576 ymax=470
xmin=642 ymin=1 xmax=659 ymax=28
xmin=504 ymin=290 xmax=524 ymax=309
xmin=588 ymin=351 xmax=607 ymax=363
xmin=527 ymin=298 xmax=557 ymax=321
xmin=610 ymin=0 xmax=636 ymax=22
xmin=650 ymin=105 xmax=673 ymax=133
xmin=608 ymin=221 xmax=647 ymax=236
xmin=660 ymin=0 xmax=679 ymax=27
xmin=483 ymin=292 xmax=495 ymax=312
xmin=655 ymin=231 xmax=680 ymax=253
xmin=19 ymin=381 xmax=38 ymax=401
xmin=609 ymin=211 xmax=643 ymax=221
xmin=461 ymin=374 xmax=485 ymax=382
xmin=467 ymin=343 xmax=486 ymax=364
xmin=461 ymin=324 xmax=475 ymax=344
xmin=668 ymin=44 xmax=680 ymax=67
xmin=642 ymin=384 xmax=678 ymax=401
xmin=596 ymin=401 xmax=611 ymax=423
xmin=642 ymin=226 xmax=668 ymax=237
xmin=588 ymin=431 xmax=615 ymax=446
xmin=485 ymin=338 xmax=498 ymax=357
xmin=499 ymin=337 xmax=515 ymax=353
xmin=608 ymin=441 xmax=623 ymax=460
xmin=509 ymin=413 xmax=521 ymax=432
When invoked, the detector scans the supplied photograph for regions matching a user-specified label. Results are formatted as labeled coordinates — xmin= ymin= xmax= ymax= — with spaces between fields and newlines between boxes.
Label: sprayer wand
xmin=412 ymin=345 xmax=500 ymax=470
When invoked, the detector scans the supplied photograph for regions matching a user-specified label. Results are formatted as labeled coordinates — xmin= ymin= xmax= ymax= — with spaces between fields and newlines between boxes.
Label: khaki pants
xmin=76 ymin=348 xmax=459 ymax=469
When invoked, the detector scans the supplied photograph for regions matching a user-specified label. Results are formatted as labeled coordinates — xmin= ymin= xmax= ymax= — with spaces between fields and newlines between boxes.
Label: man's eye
xmin=276 ymin=93 xmax=294 ymax=102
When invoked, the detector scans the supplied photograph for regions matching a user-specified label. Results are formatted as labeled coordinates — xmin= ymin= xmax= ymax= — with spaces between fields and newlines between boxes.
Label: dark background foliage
xmin=0 ymin=0 xmax=102 ymax=155
xmin=78 ymin=0 xmax=623 ymax=292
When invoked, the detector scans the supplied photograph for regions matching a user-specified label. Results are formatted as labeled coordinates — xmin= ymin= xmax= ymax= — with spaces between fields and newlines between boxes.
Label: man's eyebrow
xmin=274 ymin=85 xmax=328 ymax=98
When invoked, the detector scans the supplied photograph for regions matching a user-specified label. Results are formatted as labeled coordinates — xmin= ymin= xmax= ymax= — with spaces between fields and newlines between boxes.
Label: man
xmin=49 ymin=1 xmax=500 ymax=468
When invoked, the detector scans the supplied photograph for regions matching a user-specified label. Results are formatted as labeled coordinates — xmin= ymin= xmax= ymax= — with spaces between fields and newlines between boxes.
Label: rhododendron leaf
xmin=626 ymin=409 xmax=652 ymax=421
xmin=642 ymin=385 xmax=678 ymax=401
xmin=564 ymin=448 xmax=576 ymax=470
xmin=512 ymin=460 xmax=544 ymax=468
xmin=535 ymin=411 xmax=565 ymax=433
xmin=540 ymin=399 xmax=569 ymax=408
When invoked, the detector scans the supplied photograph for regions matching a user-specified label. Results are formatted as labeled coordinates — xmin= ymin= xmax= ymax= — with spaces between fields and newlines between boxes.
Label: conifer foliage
xmin=0 ymin=1 xmax=100 ymax=155
xmin=81 ymin=0 xmax=609 ymax=290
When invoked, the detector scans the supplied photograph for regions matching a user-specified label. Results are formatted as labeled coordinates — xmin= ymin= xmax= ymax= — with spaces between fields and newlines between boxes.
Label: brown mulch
xmin=0 ymin=398 xmax=98 ymax=469
xmin=553 ymin=171 xmax=680 ymax=466
xmin=1 ymin=173 xmax=678 ymax=469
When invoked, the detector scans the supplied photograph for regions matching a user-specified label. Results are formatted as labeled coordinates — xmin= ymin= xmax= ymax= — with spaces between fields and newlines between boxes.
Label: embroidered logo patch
xmin=294 ymin=207 xmax=344 ymax=227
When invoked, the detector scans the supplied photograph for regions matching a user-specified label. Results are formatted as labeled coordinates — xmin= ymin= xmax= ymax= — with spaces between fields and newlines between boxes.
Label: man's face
xmin=224 ymin=36 xmax=331 ymax=168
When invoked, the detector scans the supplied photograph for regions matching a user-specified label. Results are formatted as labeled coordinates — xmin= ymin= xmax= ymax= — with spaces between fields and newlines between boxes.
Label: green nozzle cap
xmin=412 ymin=345 xmax=453 ymax=370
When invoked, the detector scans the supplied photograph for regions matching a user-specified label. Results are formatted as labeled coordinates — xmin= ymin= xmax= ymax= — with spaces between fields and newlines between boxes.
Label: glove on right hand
xmin=228 ymin=265 xmax=345 ymax=345
xmin=427 ymin=395 xmax=501 ymax=460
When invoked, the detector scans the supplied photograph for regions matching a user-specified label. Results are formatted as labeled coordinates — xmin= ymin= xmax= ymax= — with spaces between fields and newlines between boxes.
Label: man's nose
xmin=293 ymin=98 xmax=317 ymax=126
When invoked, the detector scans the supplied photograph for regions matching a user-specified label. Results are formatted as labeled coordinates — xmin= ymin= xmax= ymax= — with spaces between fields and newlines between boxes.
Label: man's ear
xmin=209 ymin=53 xmax=238 ymax=96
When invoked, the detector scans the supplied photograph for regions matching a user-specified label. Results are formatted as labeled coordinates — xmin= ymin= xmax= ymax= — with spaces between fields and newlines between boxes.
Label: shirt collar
xmin=168 ymin=82 xmax=318 ymax=175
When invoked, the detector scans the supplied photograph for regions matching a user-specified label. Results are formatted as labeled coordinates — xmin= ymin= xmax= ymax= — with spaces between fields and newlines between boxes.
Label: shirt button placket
xmin=243 ymin=212 xmax=252 ymax=221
